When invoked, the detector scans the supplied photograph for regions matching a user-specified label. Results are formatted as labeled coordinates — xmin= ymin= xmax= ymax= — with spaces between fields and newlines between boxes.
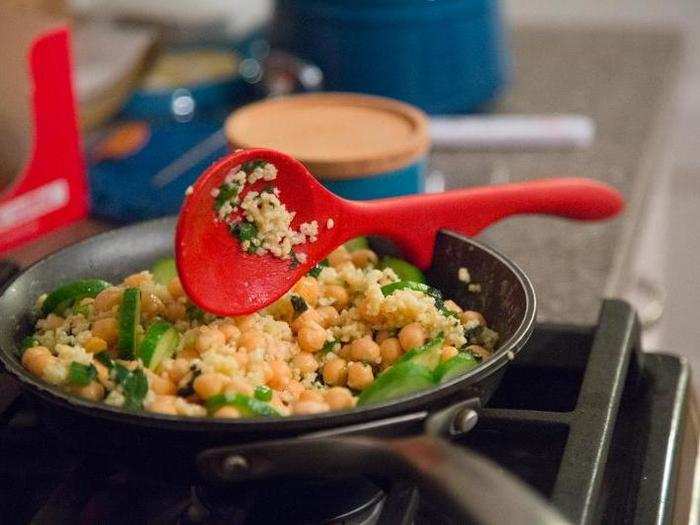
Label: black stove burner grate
xmin=0 ymin=299 xmax=695 ymax=524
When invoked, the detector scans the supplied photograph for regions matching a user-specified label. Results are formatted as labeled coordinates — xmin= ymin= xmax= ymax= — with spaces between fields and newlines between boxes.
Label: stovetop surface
xmin=0 ymin=300 xmax=694 ymax=524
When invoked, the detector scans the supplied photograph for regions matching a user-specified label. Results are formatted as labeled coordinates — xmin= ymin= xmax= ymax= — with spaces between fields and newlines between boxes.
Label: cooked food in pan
xmin=20 ymin=242 xmax=497 ymax=418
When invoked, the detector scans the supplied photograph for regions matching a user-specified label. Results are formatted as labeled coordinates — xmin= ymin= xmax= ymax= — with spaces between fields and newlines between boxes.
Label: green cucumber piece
xmin=434 ymin=353 xmax=480 ymax=383
xmin=41 ymin=279 xmax=111 ymax=316
xmin=380 ymin=256 xmax=426 ymax=283
xmin=151 ymin=257 xmax=178 ymax=285
xmin=122 ymin=368 xmax=148 ymax=410
xmin=396 ymin=335 xmax=445 ymax=372
xmin=357 ymin=361 xmax=435 ymax=406
xmin=117 ymin=288 xmax=141 ymax=359
xmin=344 ymin=237 xmax=369 ymax=252
xmin=137 ymin=321 xmax=179 ymax=370
xmin=67 ymin=362 xmax=97 ymax=386
xmin=206 ymin=393 xmax=280 ymax=417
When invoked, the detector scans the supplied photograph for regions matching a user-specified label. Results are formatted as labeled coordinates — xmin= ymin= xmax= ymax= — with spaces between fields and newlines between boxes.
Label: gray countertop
xmin=6 ymin=25 xmax=683 ymax=325
xmin=432 ymin=25 xmax=682 ymax=324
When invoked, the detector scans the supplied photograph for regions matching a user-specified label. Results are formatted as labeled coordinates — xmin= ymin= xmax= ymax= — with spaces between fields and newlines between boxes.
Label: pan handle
xmin=197 ymin=435 xmax=570 ymax=525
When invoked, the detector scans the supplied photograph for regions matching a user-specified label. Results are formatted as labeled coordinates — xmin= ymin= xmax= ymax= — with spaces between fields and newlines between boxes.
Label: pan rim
xmin=0 ymin=218 xmax=536 ymax=431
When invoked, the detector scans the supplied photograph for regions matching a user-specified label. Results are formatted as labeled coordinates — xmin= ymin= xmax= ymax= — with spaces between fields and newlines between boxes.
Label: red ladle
xmin=176 ymin=148 xmax=623 ymax=316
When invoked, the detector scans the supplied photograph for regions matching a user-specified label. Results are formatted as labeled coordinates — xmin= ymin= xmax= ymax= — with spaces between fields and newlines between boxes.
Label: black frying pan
xmin=0 ymin=217 xmax=568 ymax=524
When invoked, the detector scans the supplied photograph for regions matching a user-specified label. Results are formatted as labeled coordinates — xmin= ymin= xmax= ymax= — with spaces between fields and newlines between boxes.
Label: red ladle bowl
xmin=176 ymin=148 xmax=623 ymax=316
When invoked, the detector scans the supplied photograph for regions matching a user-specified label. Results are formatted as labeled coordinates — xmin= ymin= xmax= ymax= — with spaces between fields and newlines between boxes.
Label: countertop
xmin=5 ymin=25 xmax=683 ymax=325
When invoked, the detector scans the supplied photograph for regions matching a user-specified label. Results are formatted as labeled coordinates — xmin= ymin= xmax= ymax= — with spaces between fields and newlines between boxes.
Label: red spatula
xmin=176 ymin=148 xmax=623 ymax=316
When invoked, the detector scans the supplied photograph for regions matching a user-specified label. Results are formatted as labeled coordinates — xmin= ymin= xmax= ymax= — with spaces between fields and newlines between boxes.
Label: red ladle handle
xmin=352 ymin=177 xmax=624 ymax=269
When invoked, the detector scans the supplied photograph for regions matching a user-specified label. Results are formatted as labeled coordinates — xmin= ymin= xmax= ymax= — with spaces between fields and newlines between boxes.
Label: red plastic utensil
xmin=176 ymin=148 xmax=624 ymax=316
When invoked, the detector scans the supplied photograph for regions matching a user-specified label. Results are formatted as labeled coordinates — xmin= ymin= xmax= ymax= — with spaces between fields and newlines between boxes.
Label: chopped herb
xmin=290 ymin=294 xmax=308 ymax=314
xmin=122 ymin=368 xmax=148 ymax=410
xmin=214 ymin=183 xmax=240 ymax=211
xmin=320 ymin=340 xmax=338 ymax=354
xmin=261 ymin=186 xmax=276 ymax=194
xmin=441 ymin=308 xmax=459 ymax=319
xmin=94 ymin=351 xmax=114 ymax=369
xmin=21 ymin=335 xmax=39 ymax=351
xmin=67 ymin=362 xmax=97 ymax=386
xmin=463 ymin=325 xmax=484 ymax=345
xmin=111 ymin=363 xmax=131 ymax=385
xmin=308 ymin=259 xmax=329 ymax=278
xmin=186 ymin=304 xmax=205 ymax=323
xmin=73 ymin=303 xmax=91 ymax=318
xmin=231 ymin=221 xmax=258 ymax=243
xmin=242 ymin=160 xmax=267 ymax=172
xmin=466 ymin=347 xmax=484 ymax=363
xmin=254 ymin=385 xmax=273 ymax=402
xmin=177 ymin=369 xmax=202 ymax=397
xmin=289 ymin=252 xmax=301 ymax=269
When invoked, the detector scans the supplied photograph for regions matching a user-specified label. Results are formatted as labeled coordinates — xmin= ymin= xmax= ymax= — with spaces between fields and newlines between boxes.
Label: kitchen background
xmin=1 ymin=0 xmax=698 ymax=378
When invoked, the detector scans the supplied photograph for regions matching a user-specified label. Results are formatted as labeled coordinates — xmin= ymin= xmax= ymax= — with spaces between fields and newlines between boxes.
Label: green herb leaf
xmin=186 ymin=304 xmax=205 ymax=323
xmin=242 ymin=160 xmax=267 ymax=172
xmin=94 ymin=351 xmax=114 ymax=369
xmin=67 ymin=362 xmax=97 ymax=386
xmin=21 ymin=335 xmax=39 ymax=350
xmin=308 ymin=259 xmax=329 ymax=278
xmin=231 ymin=221 xmax=258 ymax=242
xmin=111 ymin=363 xmax=131 ymax=384
xmin=290 ymin=294 xmax=308 ymax=314
xmin=214 ymin=183 xmax=240 ymax=211
xmin=254 ymin=385 xmax=273 ymax=402
xmin=320 ymin=340 xmax=338 ymax=354
xmin=122 ymin=368 xmax=148 ymax=410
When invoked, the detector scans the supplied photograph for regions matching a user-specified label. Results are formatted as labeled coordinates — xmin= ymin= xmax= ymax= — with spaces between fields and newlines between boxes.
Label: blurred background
xmin=1 ymin=0 xmax=698 ymax=375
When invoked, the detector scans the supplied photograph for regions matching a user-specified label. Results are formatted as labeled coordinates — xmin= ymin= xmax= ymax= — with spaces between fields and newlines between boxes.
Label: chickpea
xmin=167 ymin=358 xmax=191 ymax=384
xmin=149 ymin=373 xmax=177 ymax=395
xmin=165 ymin=301 xmax=187 ymax=322
xmin=293 ymin=277 xmax=320 ymax=307
xmin=327 ymin=246 xmax=351 ymax=267
xmin=291 ymin=308 xmax=322 ymax=333
xmin=443 ymin=300 xmax=463 ymax=315
xmin=91 ymin=318 xmax=119 ymax=346
xmin=214 ymin=406 xmax=241 ymax=418
xmin=223 ymin=376 xmax=254 ymax=396
xmin=76 ymin=381 xmax=105 ymax=401
xmin=347 ymin=362 xmax=374 ymax=390
xmin=268 ymin=360 xmax=291 ymax=390
xmin=93 ymin=288 xmax=122 ymax=313
xmin=379 ymin=337 xmax=402 ymax=366
xmin=460 ymin=310 xmax=486 ymax=327
xmin=167 ymin=277 xmax=185 ymax=299
xmin=124 ymin=272 xmax=150 ymax=287
xmin=324 ymin=387 xmax=355 ymax=410
xmin=22 ymin=346 xmax=53 ymax=376
xmin=292 ymin=352 xmax=319 ymax=374
xmin=292 ymin=400 xmax=330 ymax=415
xmin=398 ymin=323 xmax=426 ymax=351
xmin=238 ymin=330 xmax=266 ymax=351
xmin=149 ymin=395 xmax=178 ymax=415
xmin=441 ymin=346 xmax=459 ymax=362
xmin=141 ymin=293 xmax=165 ymax=316
xmin=349 ymin=336 xmax=381 ymax=364
xmin=233 ymin=351 xmax=249 ymax=369
xmin=93 ymin=360 xmax=110 ymax=384
xmin=465 ymin=345 xmax=490 ymax=361
xmin=218 ymin=321 xmax=240 ymax=342
xmin=286 ymin=379 xmax=305 ymax=397
xmin=324 ymin=285 xmax=349 ymax=310
xmin=179 ymin=347 xmax=199 ymax=359
xmin=235 ymin=315 xmax=256 ymax=332
xmin=298 ymin=323 xmax=327 ymax=353
xmin=351 ymin=249 xmax=378 ymax=268
xmin=298 ymin=389 xmax=325 ymax=404
xmin=322 ymin=358 xmax=347 ymax=386
xmin=375 ymin=330 xmax=392 ymax=344
xmin=193 ymin=372 xmax=227 ymax=400
xmin=84 ymin=336 xmax=107 ymax=353
xmin=337 ymin=344 xmax=352 ymax=360
xmin=43 ymin=314 xmax=65 ymax=330
xmin=316 ymin=306 xmax=339 ymax=328
xmin=196 ymin=327 xmax=226 ymax=353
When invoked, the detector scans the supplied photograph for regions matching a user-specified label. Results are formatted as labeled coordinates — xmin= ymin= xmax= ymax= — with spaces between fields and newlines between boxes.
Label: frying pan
xmin=0 ymin=217 xmax=568 ymax=524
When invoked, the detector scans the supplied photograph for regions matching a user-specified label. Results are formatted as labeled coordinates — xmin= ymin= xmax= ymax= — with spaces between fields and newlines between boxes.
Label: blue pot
xmin=321 ymin=157 xmax=426 ymax=200
xmin=273 ymin=0 xmax=509 ymax=114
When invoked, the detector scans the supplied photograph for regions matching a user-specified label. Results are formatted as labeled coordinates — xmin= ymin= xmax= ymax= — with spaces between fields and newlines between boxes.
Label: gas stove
xmin=0 ymin=300 xmax=696 ymax=524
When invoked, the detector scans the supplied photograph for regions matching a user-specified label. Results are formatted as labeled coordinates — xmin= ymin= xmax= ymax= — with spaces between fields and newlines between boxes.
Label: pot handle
xmin=197 ymin=435 xmax=570 ymax=525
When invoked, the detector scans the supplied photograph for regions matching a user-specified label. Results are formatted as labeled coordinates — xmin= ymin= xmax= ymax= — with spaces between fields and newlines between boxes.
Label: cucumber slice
xmin=396 ymin=335 xmax=445 ymax=372
xmin=206 ymin=393 xmax=280 ymax=417
xmin=344 ymin=237 xmax=369 ymax=252
xmin=41 ymin=279 xmax=111 ymax=316
xmin=434 ymin=353 xmax=480 ymax=383
xmin=137 ymin=321 xmax=179 ymax=370
xmin=151 ymin=257 xmax=177 ymax=285
xmin=380 ymin=256 xmax=426 ymax=284
xmin=117 ymin=288 xmax=141 ymax=359
xmin=357 ymin=361 xmax=435 ymax=406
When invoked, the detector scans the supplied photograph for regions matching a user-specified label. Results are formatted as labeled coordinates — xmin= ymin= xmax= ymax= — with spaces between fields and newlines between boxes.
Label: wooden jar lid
xmin=225 ymin=93 xmax=429 ymax=179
